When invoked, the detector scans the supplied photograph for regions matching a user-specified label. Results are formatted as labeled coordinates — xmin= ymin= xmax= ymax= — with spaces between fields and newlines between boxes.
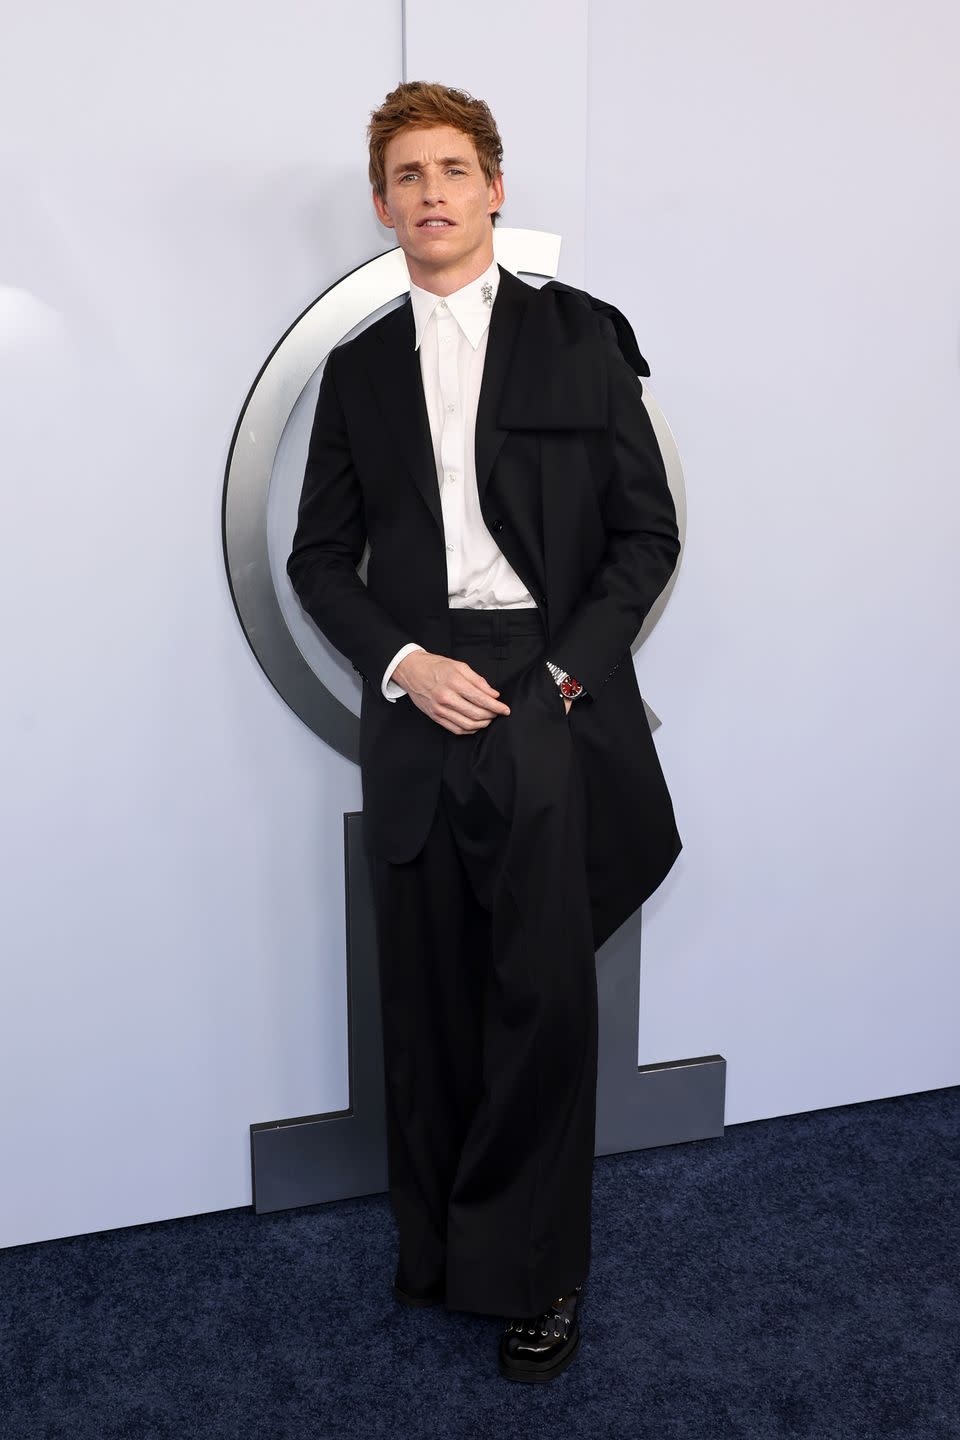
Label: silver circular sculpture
xmin=222 ymin=229 xmax=686 ymax=763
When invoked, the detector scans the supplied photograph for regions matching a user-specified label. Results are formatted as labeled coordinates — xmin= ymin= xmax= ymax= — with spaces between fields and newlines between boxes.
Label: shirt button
xmin=447 ymin=473 xmax=456 ymax=482
xmin=446 ymin=403 xmax=455 ymax=412
xmin=438 ymin=300 xmax=447 ymax=309
xmin=446 ymin=544 xmax=454 ymax=552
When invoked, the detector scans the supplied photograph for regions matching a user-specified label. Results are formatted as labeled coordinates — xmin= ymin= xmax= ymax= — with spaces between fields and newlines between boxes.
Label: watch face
xmin=559 ymin=675 xmax=583 ymax=699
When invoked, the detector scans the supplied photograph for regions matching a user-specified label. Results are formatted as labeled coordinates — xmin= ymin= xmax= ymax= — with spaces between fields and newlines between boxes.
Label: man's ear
xmin=488 ymin=170 xmax=505 ymax=216
xmin=372 ymin=188 xmax=395 ymax=229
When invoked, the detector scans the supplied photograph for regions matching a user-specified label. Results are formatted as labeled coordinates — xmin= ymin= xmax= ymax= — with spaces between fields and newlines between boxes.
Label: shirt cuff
xmin=382 ymin=643 xmax=425 ymax=701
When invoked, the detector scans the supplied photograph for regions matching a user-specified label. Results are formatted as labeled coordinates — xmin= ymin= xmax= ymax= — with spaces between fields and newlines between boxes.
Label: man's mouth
xmin=417 ymin=217 xmax=455 ymax=228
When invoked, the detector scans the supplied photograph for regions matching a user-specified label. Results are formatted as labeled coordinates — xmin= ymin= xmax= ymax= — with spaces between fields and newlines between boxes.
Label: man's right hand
xmin=391 ymin=651 xmax=511 ymax=735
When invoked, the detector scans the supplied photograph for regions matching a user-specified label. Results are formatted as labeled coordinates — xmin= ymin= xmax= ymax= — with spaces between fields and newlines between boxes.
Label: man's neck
xmin=405 ymin=245 xmax=496 ymax=298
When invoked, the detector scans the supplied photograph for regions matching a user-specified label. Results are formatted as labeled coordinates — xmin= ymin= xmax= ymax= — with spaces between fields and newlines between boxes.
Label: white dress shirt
xmin=381 ymin=254 xmax=537 ymax=701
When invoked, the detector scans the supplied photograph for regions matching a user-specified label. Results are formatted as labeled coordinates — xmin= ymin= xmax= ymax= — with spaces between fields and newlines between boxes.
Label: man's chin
xmin=405 ymin=243 xmax=464 ymax=274
xmin=409 ymin=229 xmax=460 ymax=254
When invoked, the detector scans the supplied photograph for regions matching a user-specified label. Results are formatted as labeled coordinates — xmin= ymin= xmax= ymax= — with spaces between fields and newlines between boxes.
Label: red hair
xmin=367 ymin=81 xmax=504 ymax=225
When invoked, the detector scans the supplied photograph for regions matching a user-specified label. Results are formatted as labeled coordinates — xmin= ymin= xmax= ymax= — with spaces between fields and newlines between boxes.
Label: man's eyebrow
xmin=390 ymin=155 xmax=473 ymax=176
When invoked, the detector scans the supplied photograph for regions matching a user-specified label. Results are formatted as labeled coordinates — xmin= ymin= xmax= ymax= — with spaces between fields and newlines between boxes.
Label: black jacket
xmin=287 ymin=264 xmax=682 ymax=946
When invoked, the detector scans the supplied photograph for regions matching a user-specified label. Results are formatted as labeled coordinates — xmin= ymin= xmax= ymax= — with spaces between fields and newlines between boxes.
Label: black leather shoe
xmin=392 ymin=1266 xmax=445 ymax=1307
xmin=498 ymin=1282 xmax=584 ymax=1382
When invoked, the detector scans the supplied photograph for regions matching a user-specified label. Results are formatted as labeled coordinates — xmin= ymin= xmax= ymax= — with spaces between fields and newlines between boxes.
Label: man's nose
xmin=421 ymin=175 xmax=447 ymax=207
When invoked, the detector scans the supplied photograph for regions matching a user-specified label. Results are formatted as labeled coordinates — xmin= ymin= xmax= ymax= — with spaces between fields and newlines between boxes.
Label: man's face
xmin=372 ymin=124 xmax=504 ymax=287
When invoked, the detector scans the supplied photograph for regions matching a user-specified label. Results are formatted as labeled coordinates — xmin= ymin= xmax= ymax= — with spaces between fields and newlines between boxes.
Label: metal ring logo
xmin=222 ymin=229 xmax=685 ymax=762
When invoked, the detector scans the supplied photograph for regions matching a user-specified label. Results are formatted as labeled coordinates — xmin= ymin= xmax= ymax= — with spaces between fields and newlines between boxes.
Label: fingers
xmin=438 ymin=716 xmax=491 ymax=735
xmin=427 ymin=663 xmax=510 ymax=727
xmin=437 ymin=688 xmax=503 ymax=723
xmin=401 ymin=653 xmax=513 ymax=733
xmin=447 ymin=664 xmax=511 ymax=716
xmin=431 ymin=695 xmax=496 ymax=732
xmin=406 ymin=687 xmax=495 ymax=734
xmin=454 ymin=661 xmax=505 ymax=703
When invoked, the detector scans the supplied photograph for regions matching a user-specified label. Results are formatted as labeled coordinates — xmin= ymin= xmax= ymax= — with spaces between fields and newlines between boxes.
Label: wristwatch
xmin=545 ymin=661 xmax=585 ymax=701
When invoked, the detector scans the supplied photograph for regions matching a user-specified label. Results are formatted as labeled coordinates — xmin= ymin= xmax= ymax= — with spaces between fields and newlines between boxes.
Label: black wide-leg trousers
xmin=368 ymin=608 xmax=599 ymax=1319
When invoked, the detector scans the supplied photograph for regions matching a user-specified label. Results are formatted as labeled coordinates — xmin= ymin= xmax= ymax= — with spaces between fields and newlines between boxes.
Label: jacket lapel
xmin=361 ymin=264 xmax=537 ymax=526
xmin=473 ymin=265 xmax=529 ymax=505
xmin=366 ymin=298 xmax=443 ymax=532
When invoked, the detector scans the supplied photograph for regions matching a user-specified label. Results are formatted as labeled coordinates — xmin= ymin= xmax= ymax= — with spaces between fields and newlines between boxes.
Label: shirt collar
xmin=407 ymin=255 xmax=500 ymax=351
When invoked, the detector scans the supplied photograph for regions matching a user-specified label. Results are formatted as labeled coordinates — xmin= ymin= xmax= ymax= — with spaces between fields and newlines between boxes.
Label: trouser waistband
xmin=448 ymin=606 xmax=545 ymax=640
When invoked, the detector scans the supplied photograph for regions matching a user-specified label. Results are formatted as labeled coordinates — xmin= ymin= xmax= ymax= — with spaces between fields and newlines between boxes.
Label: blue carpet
xmin=2 ymin=1085 xmax=957 ymax=1439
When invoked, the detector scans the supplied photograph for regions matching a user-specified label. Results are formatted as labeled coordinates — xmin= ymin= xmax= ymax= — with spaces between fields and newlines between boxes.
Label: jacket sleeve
xmin=548 ymin=315 xmax=680 ymax=698
xmin=286 ymin=345 xmax=415 ymax=689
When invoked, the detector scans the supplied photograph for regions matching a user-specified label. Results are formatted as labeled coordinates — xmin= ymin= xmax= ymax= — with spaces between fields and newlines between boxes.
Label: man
xmin=287 ymin=80 xmax=682 ymax=1383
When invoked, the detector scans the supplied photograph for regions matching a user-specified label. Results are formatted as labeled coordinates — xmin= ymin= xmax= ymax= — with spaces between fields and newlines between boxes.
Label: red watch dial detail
xmin=559 ymin=674 xmax=583 ymax=699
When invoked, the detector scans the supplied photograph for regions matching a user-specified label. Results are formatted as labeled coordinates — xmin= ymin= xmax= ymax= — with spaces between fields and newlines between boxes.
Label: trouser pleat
xmin=369 ymin=616 xmax=598 ymax=1317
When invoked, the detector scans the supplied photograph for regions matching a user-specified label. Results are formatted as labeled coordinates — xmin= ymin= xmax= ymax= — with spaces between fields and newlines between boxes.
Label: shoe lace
xmin=503 ymin=1282 xmax=582 ymax=1338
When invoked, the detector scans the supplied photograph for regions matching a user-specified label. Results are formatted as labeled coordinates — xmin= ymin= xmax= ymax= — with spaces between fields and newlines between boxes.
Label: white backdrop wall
xmin=1 ymin=0 xmax=957 ymax=1250
xmin=0 ymin=1 xmax=402 ymax=1250
xmin=404 ymin=0 xmax=590 ymax=285
xmin=584 ymin=0 xmax=960 ymax=1116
